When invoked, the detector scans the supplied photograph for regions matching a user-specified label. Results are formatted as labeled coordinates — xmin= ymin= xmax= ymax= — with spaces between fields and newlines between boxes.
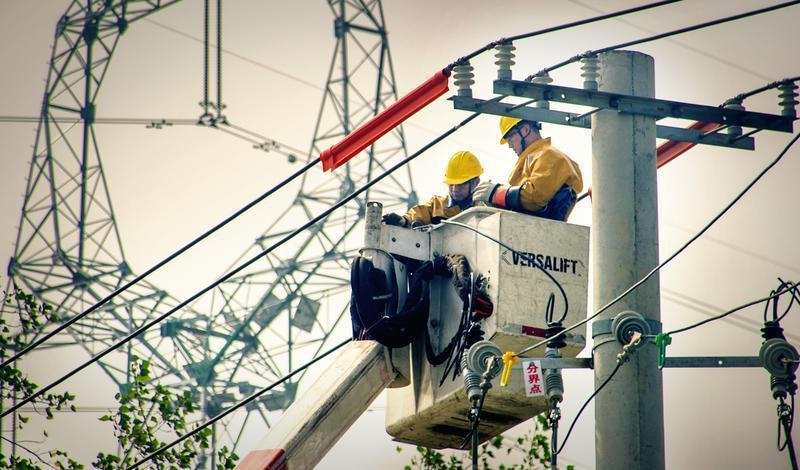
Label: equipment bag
xmin=349 ymin=253 xmax=433 ymax=348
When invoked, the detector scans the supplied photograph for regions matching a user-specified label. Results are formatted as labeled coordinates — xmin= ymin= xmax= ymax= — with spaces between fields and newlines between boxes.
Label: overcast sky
xmin=1 ymin=1 xmax=799 ymax=468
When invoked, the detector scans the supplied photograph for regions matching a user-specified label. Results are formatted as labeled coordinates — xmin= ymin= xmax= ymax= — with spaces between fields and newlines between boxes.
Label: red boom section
xmin=656 ymin=121 xmax=719 ymax=168
xmin=320 ymin=70 xmax=451 ymax=171
xmin=584 ymin=121 xmax=717 ymax=201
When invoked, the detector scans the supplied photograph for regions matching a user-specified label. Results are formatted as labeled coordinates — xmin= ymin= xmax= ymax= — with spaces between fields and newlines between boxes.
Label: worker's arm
xmin=475 ymin=150 xmax=582 ymax=213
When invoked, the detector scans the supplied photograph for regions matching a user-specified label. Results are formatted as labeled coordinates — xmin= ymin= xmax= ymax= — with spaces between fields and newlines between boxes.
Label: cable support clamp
xmin=616 ymin=331 xmax=643 ymax=364
xmin=591 ymin=317 xmax=662 ymax=338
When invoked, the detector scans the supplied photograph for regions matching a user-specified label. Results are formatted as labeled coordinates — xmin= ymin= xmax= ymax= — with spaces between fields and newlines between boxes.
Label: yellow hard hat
xmin=499 ymin=116 xmax=522 ymax=144
xmin=443 ymin=150 xmax=483 ymax=185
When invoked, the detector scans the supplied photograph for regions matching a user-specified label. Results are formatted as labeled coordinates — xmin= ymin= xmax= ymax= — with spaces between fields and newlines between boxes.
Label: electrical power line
xmin=0 ymin=111 xmax=481 ymax=419
xmin=2 ymin=0 xmax=693 ymax=375
xmin=532 ymin=0 xmax=800 ymax=78
xmin=667 ymin=280 xmax=800 ymax=336
xmin=129 ymin=337 xmax=351 ymax=469
xmin=0 ymin=156 xmax=320 ymax=369
xmin=513 ymin=129 xmax=800 ymax=358
xmin=556 ymin=361 xmax=623 ymax=455
xmin=447 ymin=0 xmax=682 ymax=68
xmin=565 ymin=0 xmax=778 ymax=82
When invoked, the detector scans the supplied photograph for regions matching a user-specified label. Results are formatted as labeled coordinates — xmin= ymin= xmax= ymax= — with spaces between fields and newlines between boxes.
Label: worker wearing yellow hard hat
xmin=383 ymin=150 xmax=484 ymax=227
xmin=473 ymin=116 xmax=583 ymax=221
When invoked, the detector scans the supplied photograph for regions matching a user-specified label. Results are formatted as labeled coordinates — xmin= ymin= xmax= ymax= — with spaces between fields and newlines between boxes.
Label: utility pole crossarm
xmin=493 ymin=80 xmax=794 ymax=132
xmin=451 ymin=95 xmax=755 ymax=150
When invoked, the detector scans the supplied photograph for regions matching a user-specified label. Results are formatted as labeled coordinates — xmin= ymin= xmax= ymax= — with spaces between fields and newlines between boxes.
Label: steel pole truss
xmin=3 ymin=0 xmax=412 ymax=465
xmin=202 ymin=0 xmax=416 ymax=419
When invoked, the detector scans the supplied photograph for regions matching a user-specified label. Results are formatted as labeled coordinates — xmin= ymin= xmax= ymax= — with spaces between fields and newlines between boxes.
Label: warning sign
xmin=522 ymin=360 xmax=544 ymax=397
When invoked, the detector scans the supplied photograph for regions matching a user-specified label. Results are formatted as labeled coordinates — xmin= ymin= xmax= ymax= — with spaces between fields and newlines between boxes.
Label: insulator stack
xmin=724 ymin=101 xmax=744 ymax=137
xmin=581 ymin=55 xmax=599 ymax=91
xmin=778 ymin=81 xmax=798 ymax=118
xmin=452 ymin=63 xmax=475 ymax=98
xmin=494 ymin=42 xmax=516 ymax=80
xmin=461 ymin=353 xmax=482 ymax=403
xmin=531 ymin=72 xmax=553 ymax=109
xmin=543 ymin=347 xmax=564 ymax=405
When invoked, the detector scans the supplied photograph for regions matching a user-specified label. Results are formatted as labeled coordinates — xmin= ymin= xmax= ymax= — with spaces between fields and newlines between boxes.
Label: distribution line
xmin=532 ymin=0 xmax=800 ymax=78
xmin=3 ymin=0 xmax=688 ymax=366
xmin=726 ymin=75 xmax=800 ymax=105
xmin=129 ymin=337 xmax=352 ymax=469
xmin=667 ymin=280 xmax=800 ymax=336
xmin=556 ymin=361 xmax=623 ymax=455
xmin=0 ymin=156 xmax=320 ymax=369
xmin=448 ymin=0 xmax=682 ymax=68
xmin=514 ymin=129 xmax=800 ymax=358
xmin=0 ymin=111 xmax=481 ymax=419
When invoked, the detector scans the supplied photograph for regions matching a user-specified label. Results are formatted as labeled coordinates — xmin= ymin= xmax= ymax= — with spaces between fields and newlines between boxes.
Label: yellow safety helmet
xmin=499 ymin=116 xmax=522 ymax=144
xmin=443 ymin=150 xmax=483 ymax=185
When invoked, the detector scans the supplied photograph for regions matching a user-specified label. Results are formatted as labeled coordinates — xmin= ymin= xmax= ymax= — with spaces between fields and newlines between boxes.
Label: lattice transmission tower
xmin=4 ymin=0 xmax=415 ymax=464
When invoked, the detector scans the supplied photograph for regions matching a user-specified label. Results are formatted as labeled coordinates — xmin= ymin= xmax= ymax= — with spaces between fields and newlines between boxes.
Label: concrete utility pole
xmin=591 ymin=50 xmax=664 ymax=470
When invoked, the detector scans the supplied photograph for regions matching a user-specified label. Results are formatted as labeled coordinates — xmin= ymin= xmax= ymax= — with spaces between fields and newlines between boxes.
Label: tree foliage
xmin=401 ymin=415 xmax=575 ymax=470
xmin=1 ymin=283 xmax=238 ymax=469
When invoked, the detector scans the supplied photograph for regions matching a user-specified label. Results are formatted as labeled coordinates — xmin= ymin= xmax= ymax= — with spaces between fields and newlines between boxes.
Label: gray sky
xmin=1 ymin=1 xmax=799 ymax=468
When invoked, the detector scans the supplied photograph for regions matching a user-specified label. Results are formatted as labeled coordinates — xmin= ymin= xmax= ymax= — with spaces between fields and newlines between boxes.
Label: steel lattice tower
xmin=4 ymin=0 xmax=415 ymax=464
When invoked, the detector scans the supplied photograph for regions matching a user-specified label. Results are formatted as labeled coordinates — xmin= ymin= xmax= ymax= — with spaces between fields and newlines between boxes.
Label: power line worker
xmin=473 ymin=117 xmax=583 ymax=221
xmin=383 ymin=150 xmax=484 ymax=227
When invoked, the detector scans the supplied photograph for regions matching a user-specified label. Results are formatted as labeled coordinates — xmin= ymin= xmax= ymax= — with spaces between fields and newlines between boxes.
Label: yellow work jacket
xmin=404 ymin=195 xmax=465 ymax=225
xmin=508 ymin=137 xmax=583 ymax=213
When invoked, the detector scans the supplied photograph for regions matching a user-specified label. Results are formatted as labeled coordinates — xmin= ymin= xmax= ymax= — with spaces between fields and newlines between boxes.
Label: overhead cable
xmin=556 ymin=361 xmax=623 ymax=455
xmin=3 ymin=0 xmax=685 ymax=366
xmin=726 ymin=75 xmax=800 ymax=106
xmin=128 ymin=337 xmax=352 ymax=469
xmin=0 ymin=156 xmax=320 ymax=369
xmin=1 ymin=111 xmax=481 ymax=419
xmin=531 ymin=1 xmax=800 ymax=78
xmin=514 ymin=129 xmax=800 ymax=358
xmin=446 ymin=0 xmax=682 ymax=69
xmin=667 ymin=280 xmax=800 ymax=336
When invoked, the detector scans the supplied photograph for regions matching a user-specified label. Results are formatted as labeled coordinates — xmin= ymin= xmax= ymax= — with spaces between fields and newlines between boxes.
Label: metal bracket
xmin=452 ymin=95 xmax=756 ymax=151
xmin=493 ymin=80 xmax=794 ymax=132
xmin=592 ymin=318 xmax=662 ymax=338
xmin=513 ymin=356 xmax=762 ymax=370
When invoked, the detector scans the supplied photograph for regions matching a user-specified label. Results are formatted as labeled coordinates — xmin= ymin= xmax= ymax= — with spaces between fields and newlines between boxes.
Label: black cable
xmin=1 ymin=156 xmax=321 ymax=369
xmin=532 ymin=1 xmax=800 ymax=78
xmin=667 ymin=280 xmax=800 ymax=336
xmin=556 ymin=360 xmax=623 ymax=455
xmin=516 ymin=129 xmax=800 ymax=357
xmin=129 ymin=337 xmax=351 ymax=469
xmin=2 ymin=111 xmax=481 ymax=419
xmin=778 ymin=396 xmax=798 ymax=470
xmin=725 ymin=75 xmax=800 ymax=106
xmin=774 ymin=277 xmax=800 ymax=323
xmin=446 ymin=0 xmax=681 ymax=68
xmin=0 ymin=435 xmax=56 ymax=469
xmin=439 ymin=219 xmax=569 ymax=324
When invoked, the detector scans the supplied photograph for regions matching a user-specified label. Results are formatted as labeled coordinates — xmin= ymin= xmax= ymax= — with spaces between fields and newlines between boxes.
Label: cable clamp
xmin=616 ymin=331 xmax=643 ymax=364
xmin=500 ymin=351 xmax=519 ymax=387
xmin=654 ymin=332 xmax=672 ymax=369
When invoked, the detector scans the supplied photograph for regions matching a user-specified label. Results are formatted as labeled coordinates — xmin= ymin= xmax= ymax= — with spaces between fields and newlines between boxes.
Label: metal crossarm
xmin=494 ymin=80 xmax=794 ymax=132
xmin=451 ymin=95 xmax=756 ymax=150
